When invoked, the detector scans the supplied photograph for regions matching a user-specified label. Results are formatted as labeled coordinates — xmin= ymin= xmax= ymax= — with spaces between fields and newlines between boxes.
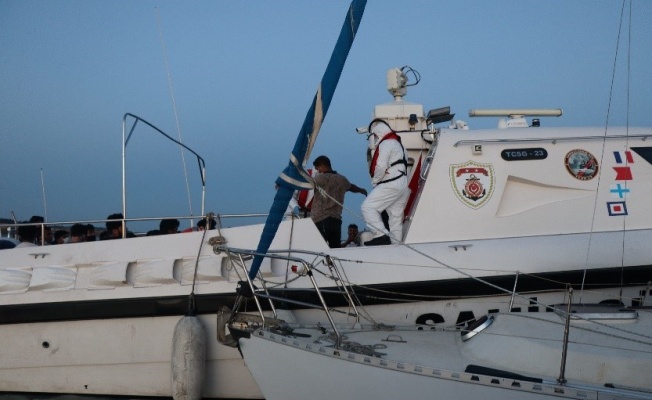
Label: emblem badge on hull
xmin=450 ymin=161 xmax=495 ymax=209
xmin=565 ymin=149 xmax=599 ymax=180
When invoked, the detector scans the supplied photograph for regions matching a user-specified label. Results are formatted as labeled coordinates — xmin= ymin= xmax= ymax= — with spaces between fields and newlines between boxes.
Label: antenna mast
xmin=40 ymin=168 xmax=48 ymax=221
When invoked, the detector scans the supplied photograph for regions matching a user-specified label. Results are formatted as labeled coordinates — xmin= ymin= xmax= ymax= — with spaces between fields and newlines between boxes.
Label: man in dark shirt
xmin=310 ymin=155 xmax=366 ymax=248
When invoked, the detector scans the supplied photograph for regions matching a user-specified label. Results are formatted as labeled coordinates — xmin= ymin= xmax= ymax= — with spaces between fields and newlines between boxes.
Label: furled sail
xmin=248 ymin=0 xmax=367 ymax=279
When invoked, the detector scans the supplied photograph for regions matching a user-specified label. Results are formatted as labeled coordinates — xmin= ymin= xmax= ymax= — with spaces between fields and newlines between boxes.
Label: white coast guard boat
xmin=222 ymin=249 xmax=652 ymax=400
xmin=1 ymin=0 xmax=651 ymax=399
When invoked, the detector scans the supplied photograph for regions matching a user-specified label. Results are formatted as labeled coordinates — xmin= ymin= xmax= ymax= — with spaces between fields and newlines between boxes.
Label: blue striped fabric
xmin=248 ymin=0 xmax=367 ymax=279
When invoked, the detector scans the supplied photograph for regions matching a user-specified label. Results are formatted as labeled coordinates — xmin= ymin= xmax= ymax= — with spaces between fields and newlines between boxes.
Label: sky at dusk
xmin=1 ymin=0 xmax=651 ymax=233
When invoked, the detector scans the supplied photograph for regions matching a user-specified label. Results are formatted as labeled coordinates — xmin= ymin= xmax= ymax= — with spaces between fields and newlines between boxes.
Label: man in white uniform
xmin=361 ymin=119 xmax=410 ymax=246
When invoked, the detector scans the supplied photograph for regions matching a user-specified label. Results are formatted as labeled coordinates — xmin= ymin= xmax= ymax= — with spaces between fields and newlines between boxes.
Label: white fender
xmin=171 ymin=315 xmax=207 ymax=400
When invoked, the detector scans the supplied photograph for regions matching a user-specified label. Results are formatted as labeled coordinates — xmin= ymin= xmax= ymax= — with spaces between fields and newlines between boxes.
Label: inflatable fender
xmin=171 ymin=315 xmax=207 ymax=400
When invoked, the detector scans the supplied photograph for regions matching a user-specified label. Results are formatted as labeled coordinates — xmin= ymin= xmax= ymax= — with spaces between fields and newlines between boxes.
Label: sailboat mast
xmin=248 ymin=0 xmax=367 ymax=279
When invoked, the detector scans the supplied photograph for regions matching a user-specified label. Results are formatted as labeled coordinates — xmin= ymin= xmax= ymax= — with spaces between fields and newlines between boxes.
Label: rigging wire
xmin=604 ymin=0 xmax=627 ymax=131
xmin=580 ymin=0 xmax=631 ymax=303
xmin=155 ymin=7 xmax=195 ymax=227
xmin=308 ymin=180 xmax=652 ymax=343
xmin=619 ymin=0 xmax=633 ymax=299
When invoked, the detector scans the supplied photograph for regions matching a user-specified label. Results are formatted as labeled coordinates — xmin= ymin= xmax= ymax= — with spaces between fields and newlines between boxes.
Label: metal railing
xmin=122 ymin=113 xmax=206 ymax=233
xmin=454 ymin=133 xmax=652 ymax=147
xmin=1 ymin=211 xmax=301 ymax=243
xmin=214 ymin=245 xmax=368 ymax=348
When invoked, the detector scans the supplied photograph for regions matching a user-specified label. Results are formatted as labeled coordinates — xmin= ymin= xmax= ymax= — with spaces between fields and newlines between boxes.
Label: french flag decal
xmin=613 ymin=151 xmax=634 ymax=164
xmin=607 ymin=201 xmax=628 ymax=216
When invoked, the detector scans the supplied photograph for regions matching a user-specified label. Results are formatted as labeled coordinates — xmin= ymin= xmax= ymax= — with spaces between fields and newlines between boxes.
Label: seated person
xmin=106 ymin=213 xmax=135 ymax=239
xmin=85 ymin=224 xmax=96 ymax=242
xmin=159 ymin=218 xmax=180 ymax=234
xmin=54 ymin=229 xmax=68 ymax=244
xmin=341 ymin=223 xmax=361 ymax=247
xmin=16 ymin=224 xmax=37 ymax=248
xmin=69 ymin=223 xmax=86 ymax=243
xmin=29 ymin=215 xmax=49 ymax=245
xmin=197 ymin=217 xmax=217 ymax=231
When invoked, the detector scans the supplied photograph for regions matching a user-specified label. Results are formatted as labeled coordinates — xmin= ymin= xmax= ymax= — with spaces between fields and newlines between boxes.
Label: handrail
xmin=0 ymin=212 xmax=296 ymax=229
xmin=453 ymin=134 xmax=652 ymax=147
xmin=216 ymin=245 xmax=343 ymax=347
xmin=420 ymin=135 xmax=439 ymax=180
xmin=122 ymin=113 xmax=207 ymax=237
xmin=1 ymin=216 xmax=205 ymax=230
xmin=324 ymin=255 xmax=361 ymax=323
xmin=0 ymin=212 xmax=301 ymax=240
xmin=0 ymin=214 xmax=214 ymax=242
xmin=558 ymin=288 xmax=573 ymax=385
xmin=232 ymin=251 xmax=273 ymax=327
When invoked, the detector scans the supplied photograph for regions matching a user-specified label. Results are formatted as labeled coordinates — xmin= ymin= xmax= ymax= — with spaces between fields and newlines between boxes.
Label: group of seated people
xmin=12 ymin=213 xmax=217 ymax=247
xmin=144 ymin=216 xmax=217 ymax=237
xmin=13 ymin=216 xmax=97 ymax=247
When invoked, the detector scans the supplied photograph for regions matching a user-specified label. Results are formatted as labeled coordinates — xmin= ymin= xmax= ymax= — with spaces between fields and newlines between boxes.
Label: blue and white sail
xmin=249 ymin=0 xmax=367 ymax=279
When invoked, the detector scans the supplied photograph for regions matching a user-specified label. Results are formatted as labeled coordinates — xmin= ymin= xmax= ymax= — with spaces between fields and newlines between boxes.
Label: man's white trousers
xmin=361 ymin=176 xmax=410 ymax=244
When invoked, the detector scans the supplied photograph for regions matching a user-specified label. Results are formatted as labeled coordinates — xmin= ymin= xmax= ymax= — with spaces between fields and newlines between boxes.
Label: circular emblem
xmin=463 ymin=174 xmax=485 ymax=200
xmin=565 ymin=149 xmax=599 ymax=181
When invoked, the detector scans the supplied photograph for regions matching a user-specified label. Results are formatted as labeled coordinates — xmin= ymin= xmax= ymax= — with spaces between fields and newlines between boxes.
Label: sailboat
xmin=221 ymin=247 xmax=652 ymax=400
xmin=1 ymin=0 xmax=651 ymax=399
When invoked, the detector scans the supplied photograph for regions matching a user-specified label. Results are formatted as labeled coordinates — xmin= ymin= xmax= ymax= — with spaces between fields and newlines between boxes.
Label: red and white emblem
xmin=450 ymin=161 xmax=495 ymax=209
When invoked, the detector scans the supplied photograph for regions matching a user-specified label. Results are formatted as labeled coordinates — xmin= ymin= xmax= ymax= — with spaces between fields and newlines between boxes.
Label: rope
xmin=619 ymin=0 xmax=633 ymax=303
xmin=306 ymin=180 xmax=652 ymax=343
xmin=579 ymin=1 xmax=629 ymax=303
xmin=187 ymin=220 xmax=209 ymax=316
xmin=314 ymin=178 xmax=643 ymax=292
xmin=155 ymin=7 xmax=194 ymax=225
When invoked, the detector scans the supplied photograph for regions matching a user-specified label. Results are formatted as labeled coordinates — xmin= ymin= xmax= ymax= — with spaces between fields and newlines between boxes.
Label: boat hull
xmin=240 ymin=335 xmax=560 ymax=400
xmin=234 ymin=312 xmax=652 ymax=400
xmin=1 ymin=223 xmax=649 ymax=398
xmin=0 ymin=315 xmax=263 ymax=399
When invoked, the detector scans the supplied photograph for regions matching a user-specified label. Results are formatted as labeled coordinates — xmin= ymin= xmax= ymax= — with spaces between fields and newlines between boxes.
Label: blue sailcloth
xmin=249 ymin=0 xmax=367 ymax=279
